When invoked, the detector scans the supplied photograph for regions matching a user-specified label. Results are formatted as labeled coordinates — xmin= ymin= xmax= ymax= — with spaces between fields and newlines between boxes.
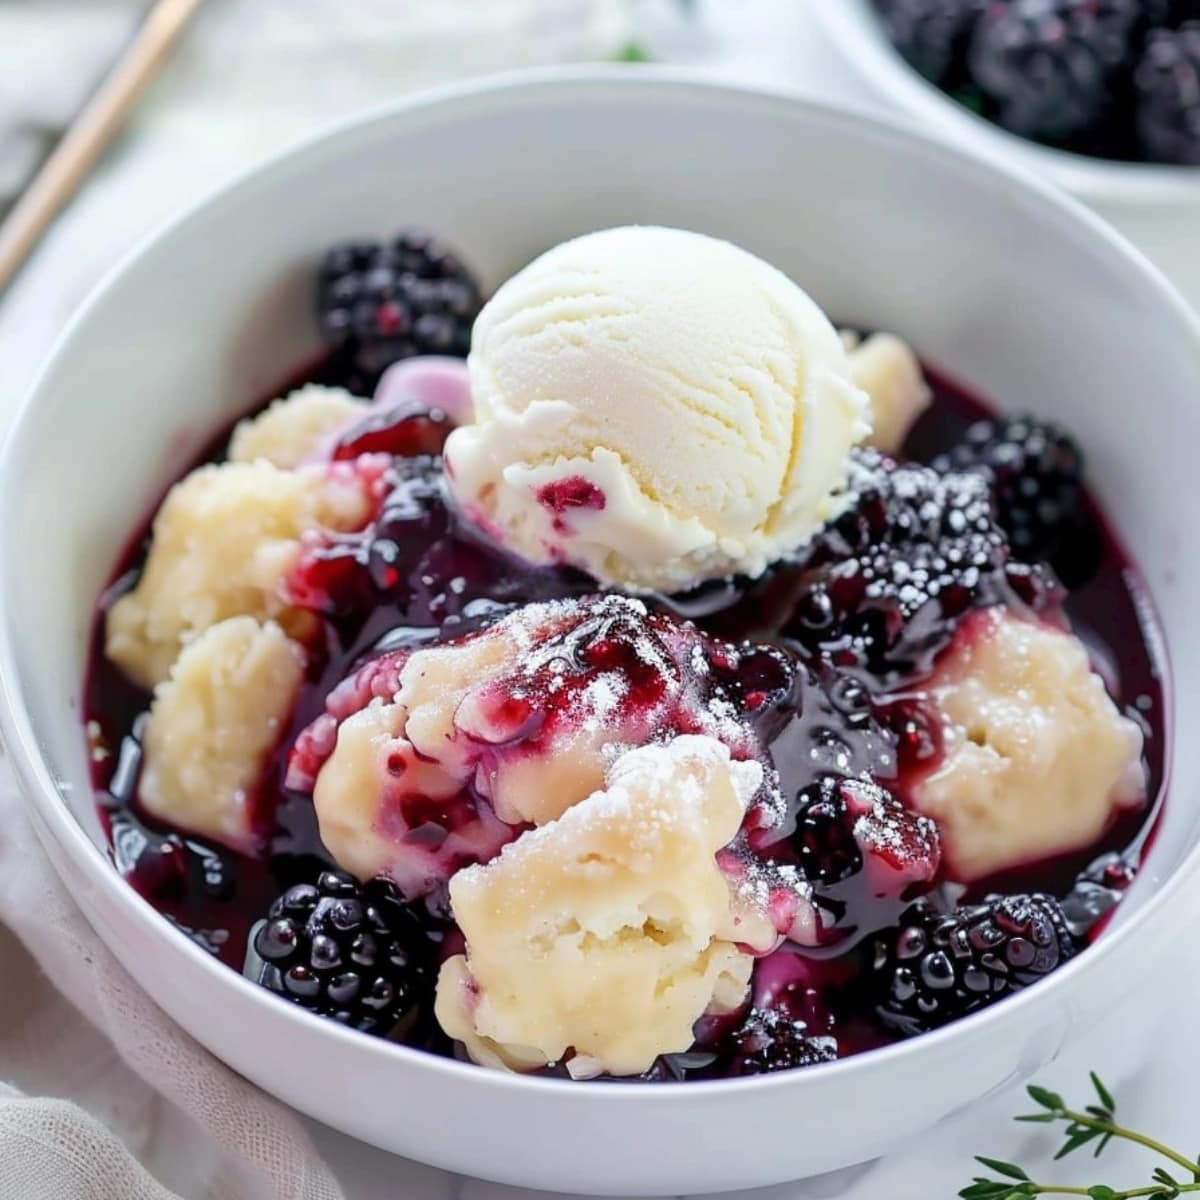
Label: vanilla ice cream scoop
xmin=445 ymin=226 xmax=871 ymax=592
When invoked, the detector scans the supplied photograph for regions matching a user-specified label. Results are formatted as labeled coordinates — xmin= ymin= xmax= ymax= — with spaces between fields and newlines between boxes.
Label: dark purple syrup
xmin=83 ymin=358 xmax=1169 ymax=1075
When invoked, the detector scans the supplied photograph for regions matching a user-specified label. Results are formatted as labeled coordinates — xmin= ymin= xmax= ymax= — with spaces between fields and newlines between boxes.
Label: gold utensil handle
xmin=0 ymin=0 xmax=207 ymax=293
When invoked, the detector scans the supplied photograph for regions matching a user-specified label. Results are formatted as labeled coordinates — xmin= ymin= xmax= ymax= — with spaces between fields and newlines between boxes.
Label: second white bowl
xmin=813 ymin=0 xmax=1200 ymax=206
xmin=812 ymin=2 xmax=1200 ymax=308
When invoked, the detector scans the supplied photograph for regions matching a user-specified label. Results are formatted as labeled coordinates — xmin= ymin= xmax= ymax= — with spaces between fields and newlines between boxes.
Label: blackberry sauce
xmin=83 ymin=359 xmax=1168 ymax=1076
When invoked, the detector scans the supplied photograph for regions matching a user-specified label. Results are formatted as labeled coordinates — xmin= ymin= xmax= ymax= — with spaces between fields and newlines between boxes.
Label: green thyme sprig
xmin=963 ymin=1074 xmax=1200 ymax=1200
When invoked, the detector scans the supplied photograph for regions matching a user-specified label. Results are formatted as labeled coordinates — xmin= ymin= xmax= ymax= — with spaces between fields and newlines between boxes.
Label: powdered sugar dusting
xmin=292 ymin=594 xmax=792 ymax=897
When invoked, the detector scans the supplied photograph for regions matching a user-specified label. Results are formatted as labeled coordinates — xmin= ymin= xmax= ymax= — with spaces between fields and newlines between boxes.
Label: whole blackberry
xmin=871 ymin=894 xmax=1076 ymax=1036
xmin=968 ymin=0 xmax=1139 ymax=143
xmin=750 ymin=772 xmax=941 ymax=944
xmin=788 ymin=450 xmax=1058 ymax=684
xmin=931 ymin=415 xmax=1087 ymax=573
xmin=1135 ymin=23 xmax=1200 ymax=165
xmin=725 ymin=1007 xmax=838 ymax=1076
xmin=791 ymin=777 xmax=866 ymax=885
xmin=874 ymin=0 xmax=988 ymax=85
xmin=1061 ymin=851 xmax=1136 ymax=940
xmin=251 ymin=870 xmax=435 ymax=1035
xmin=767 ymin=772 xmax=934 ymax=881
xmin=317 ymin=229 xmax=482 ymax=388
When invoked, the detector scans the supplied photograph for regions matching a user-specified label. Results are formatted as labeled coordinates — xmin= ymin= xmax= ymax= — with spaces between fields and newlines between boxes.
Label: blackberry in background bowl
xmin=873 ymin=0 xmax=987 ymax=88
xmin=1136 ymin=22 xmax=1200 ymax=166
xmin=871 ymin=0 xmax=1200 ymax=164
xmin=814 ymin=0 xmax=1200 ymax=309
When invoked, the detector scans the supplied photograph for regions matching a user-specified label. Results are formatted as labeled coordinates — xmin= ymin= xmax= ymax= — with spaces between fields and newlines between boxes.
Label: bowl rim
xmin=2 ymin=63 xmax=1199 ymax=1104
xmin=811 ymin=0 xmax=1200 ymax=208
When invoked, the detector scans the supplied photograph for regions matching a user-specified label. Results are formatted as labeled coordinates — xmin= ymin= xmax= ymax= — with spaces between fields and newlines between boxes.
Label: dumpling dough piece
xmin=106 ymin=459 xmax=371 ymax=688
xmin=913 ymin=609 xmax=1145 ymax=882
xmin=228 ymin=384 xmax=368 ymax=468
xmin=308 ymin=597 xmax=708 ymax=896
xmin=139 ymin=617 xmax=305 ymax=852
xmin=435 ymin=736 xmax=761 ymax=1078
xmin=844 ymin=332 xmax=931 ymax=455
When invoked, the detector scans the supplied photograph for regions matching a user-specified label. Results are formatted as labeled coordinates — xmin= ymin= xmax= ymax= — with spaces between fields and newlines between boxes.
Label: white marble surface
xmin=2 ymin=2 xmax=1198 ymax=1196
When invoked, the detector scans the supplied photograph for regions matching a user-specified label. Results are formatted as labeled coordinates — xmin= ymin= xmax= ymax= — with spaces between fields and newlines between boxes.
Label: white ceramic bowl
xmin=812 ymin=2 xmax=1200 ymax=307
xmin=2 ymin=68 xmax=1200 ymax=1197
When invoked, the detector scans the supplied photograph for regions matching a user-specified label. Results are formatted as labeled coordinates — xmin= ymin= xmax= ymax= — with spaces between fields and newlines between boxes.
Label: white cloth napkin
xmin=0 ymin=769 xmax=344 ymax=1200
xmin=0 ymin=4 xmax=627 ymax=1196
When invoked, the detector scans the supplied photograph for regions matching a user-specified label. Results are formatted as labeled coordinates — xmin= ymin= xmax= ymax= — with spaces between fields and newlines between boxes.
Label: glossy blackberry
xmin=737 ymin=654 xmax=902 ymax=897
xmin=316 ymin=229 xmax=482 ymax=387
xmin=109 ymin=808 xmax=234 ymax=903
xmin=732 ymin=645 xmax=898 ymax=795
xmin=250 ymin=870 xmax=435 ymax=1035
xmin=1135 ymin=23 xmax=1200 ymax=164
xmin=968 ymin=0 xmax=1139 ymax=143
xmin=790 ymin=777 xmax=866 ymax=885
xmin=1061 ymin=852 xmax=1136 ymax=940
xmin=874 ymin=0 xmax=987 ymax=84
xmin=871 ymin=894 xmax=1076 ymax=1036
xmin=749 ymin=770 xmax=941 ymax=950
xmin=725 ymin=1007 xmax=838 ymax=1076
xmin=931 ymin=415 xmax=1087 ymax=573
xmin=804 ymin=775 xmax=940 ymax=893
xmin=787 ymin=450 xmax=1057 ymax=684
